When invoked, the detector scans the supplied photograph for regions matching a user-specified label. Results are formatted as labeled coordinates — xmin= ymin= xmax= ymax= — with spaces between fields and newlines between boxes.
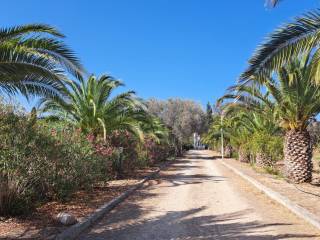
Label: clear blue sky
xmin=1 ymin=0 xmax=318 ymax=110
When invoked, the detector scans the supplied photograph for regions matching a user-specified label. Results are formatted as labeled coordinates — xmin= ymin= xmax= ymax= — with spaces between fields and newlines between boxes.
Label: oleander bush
xmin=90 ymin=130 xmax=140 ymax=178
xmin=0 ymin=104 xmax=108 ymax=216
xmin=40 ymin=121 xmax=109 ymax=199
xmin=142 ymin=137 xmax=173 ymax=164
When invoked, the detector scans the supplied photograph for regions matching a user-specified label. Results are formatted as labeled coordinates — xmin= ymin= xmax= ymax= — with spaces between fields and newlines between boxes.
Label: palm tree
xmin=203 ymin=114 xmax=228 ymax=155
xmin=0 ymin=24 xmax=84 ymax=98
xmin=39 ymin=74 xmax=145 ymax=141
xmin=241 ymin=9 xmax=320 ymax=85
xmin=203 ymin=112 xmax=250 ymax=161
xmin=140 ymin=115 xmax=169 ymax=144
xmin=238 ymin=53 xmax=320 ymax=182
xmin=218 ymin=88 xmax=282 ymax=167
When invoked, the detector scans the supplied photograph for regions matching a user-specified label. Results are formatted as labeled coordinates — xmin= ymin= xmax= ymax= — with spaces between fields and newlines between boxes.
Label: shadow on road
xmin=149 ymin=156 xmax=225 ymax=188
xmin=154 ymin=172 xmax=225 ymax=188
xmin=83 ymin=204 xmax=317 ymax=240
xmin=185 ymin=151 xmax=220 ymax=161
xmin=79 ymin=152 xmax=319 ymax=239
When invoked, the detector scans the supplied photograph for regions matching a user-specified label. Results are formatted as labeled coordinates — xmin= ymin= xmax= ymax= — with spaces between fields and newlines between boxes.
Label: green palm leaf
xmin=0 ymin=23 xmax=85 ymax=99
xmin=39 ymin=74 xmax=157 ymax=142
xmin=241 ymin=9 xmax=320 ymax=84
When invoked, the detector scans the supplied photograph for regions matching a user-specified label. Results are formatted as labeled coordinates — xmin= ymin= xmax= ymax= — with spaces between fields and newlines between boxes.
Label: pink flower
xmin=87 ymin=134 xmax=95 ymax=143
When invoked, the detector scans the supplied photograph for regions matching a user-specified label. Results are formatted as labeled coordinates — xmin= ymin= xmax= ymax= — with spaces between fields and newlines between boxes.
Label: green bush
xmin=40 ymin=121 xmax=109 ymax=200
xmin=0 ymin=102 xmax=176 ymax=216
xmin=0 ymin=106 xmax=108 ymax=216
xmin=250 ymin=132 xmax=283 ymax=165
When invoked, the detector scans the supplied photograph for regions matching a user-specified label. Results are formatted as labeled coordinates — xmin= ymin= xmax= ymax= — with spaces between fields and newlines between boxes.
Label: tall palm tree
xmin=237 ymin=53 xmax=320 ymax=182
xmin=0 ymin=24 xmax=84 ymax=98
xmin=39 ymin=75 xmax=145 ymax=141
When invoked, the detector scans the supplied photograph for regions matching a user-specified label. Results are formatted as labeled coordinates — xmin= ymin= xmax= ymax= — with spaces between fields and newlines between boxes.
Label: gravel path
xmin=78 ymin=150 xmax=320 ymax=239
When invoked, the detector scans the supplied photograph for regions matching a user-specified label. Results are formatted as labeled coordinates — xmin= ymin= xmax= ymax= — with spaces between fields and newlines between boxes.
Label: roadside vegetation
xmin=204 ymin=5 xmax=320 ymax=183
xmin=3 ymin=0 xmax=320 ymax=221
xmin=147 ymin=98 xmax=208 ymax=151
xmin=0 ymin=24 xmax=207 ymax=217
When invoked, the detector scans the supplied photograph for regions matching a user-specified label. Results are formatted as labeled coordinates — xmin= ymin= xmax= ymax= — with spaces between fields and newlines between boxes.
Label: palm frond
xmin=241 ymin=9 xmax=320 ymax=83
xmin=0 ymin=23 xmax=85 ymax=99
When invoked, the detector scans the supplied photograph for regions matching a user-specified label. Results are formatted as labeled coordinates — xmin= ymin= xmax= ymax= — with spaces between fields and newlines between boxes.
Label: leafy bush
xmin=0 ymin=105 xmax=107 ymax=216
xmin=142 ymin=137 xmax=172 ymax=164
xmin=89 ymin=130 xmax=139 ymax=178
xmin=107 ymin=130 xmax=139 ymax=174
xmin=0 ymin=99 xmax=176 ymax=216
xmin=250 ymin=132 xmax=283 ymax=165
xmin=39 ymin=121 xmax=108 ymax=200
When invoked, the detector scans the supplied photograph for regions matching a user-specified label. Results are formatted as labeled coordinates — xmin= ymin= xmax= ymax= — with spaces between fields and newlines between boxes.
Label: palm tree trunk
xmin=224 ymin=145 xmax=233 ymax=158
xmin=238 ymin=147 xmax=249 ymax=163
xmin=284 ymin=129 xmax=313 ymax=183
xmin=256 ymin=151 xmax=273 ymax=168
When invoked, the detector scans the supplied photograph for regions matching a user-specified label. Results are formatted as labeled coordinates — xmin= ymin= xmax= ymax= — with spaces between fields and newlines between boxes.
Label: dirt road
xmin=78 ymin=150 xmax=320 ymax=239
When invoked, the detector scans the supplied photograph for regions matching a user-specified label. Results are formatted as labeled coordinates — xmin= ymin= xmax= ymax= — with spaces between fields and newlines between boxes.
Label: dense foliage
xmin=0 ymin=103 xmax=108 ymax=215
xmin=0 ymin=23 xmax=180 ymax=216
xmin=147 ymin=98 xmax=207 ymax=145
xmin=205 ymin=6 xmax=320 ymax=183
xmin=0 ymin=24 xmax=83 ymax=98
xmin=0 ymin=98 xmax=176 ymax=216
xmin=39 ymin=75 xmax=146 ymax=141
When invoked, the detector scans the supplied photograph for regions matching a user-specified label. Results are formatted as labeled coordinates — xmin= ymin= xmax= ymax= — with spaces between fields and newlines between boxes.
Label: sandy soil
xmin=79 ymin=150 xmax=320 ymax=240
xmin=0 ymin=168 xmax=158 ymax=240
xmin=219 ymin=153 xmax=320 ymax=222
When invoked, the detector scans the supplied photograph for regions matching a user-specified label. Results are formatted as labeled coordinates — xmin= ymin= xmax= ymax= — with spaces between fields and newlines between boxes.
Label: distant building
xmin=193 ymin=132 xmax=204 ymax=149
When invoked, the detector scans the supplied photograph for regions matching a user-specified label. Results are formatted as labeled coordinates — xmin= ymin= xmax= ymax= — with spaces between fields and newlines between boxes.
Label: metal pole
xmin=221 ymin=113 xmax=224 ymax=160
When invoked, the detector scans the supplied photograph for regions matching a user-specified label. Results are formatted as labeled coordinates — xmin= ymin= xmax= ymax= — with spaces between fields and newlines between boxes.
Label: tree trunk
xmin=256 ymin=151 xmax=273 ymax=168
xmin=284 ymin=129 xmax=313 ymax=183
xmin=224 ymin=145 xmax=233 ymax=158
xmin=238 ymin=147 xmax=249 ymax=163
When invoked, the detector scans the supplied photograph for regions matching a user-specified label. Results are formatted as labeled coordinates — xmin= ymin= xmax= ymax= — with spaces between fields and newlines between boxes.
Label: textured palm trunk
xmin=256 ymin=152 xmax=273 ymax=168
xmin=284 ymin=129 xmax=313 ymax=183
xmin=238 ymin=147 xmax=249 ymax=163
xmin=224 ymin=145 xmax=233 ymax=158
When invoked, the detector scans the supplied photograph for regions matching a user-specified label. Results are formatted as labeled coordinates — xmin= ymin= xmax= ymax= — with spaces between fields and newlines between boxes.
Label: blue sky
xmin=2 ymin=0 xmax=319 ymax=110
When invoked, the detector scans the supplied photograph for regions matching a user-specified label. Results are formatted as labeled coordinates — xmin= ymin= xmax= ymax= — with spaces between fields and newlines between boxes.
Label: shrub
xmin=0 ymin=105 xmax=107 ymax=216
xmin=0 ymin=102 xmax=176 ymax=216
xmin=89 ymin=130 xmax=139 ymax=178
xmin=141 ymin=137 xmax=175 ymax=165
xmin=107 ymin=130 xmax=138 ymax=174
xmin=39 ymin=121 xmax=108 ymax=200
xmin=250 ymin=132 xmax=283 ymax=166
xmin=0 ymin=108 xmax=42 ymax=215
